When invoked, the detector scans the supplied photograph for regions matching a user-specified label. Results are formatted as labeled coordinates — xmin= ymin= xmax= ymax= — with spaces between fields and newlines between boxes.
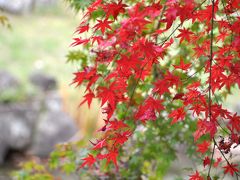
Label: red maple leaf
xmin=203 ymin=156 xmax=210 ymax=167
xmin=163 ymin=38 xmax=174 ymax=49
xmin=107 ymin=150 xmax=118 ymax=168
xmin=164 ymin=5 xmax=178 ymax=29
xmin=189 ymin=171 xmax=204 ymax=180
xmin=205 ymin=121 xmax=217 ymax=138
xmin=213 ymin=157 xmax=222 ymax=167
xmin=216 ymin=30 xmax=229 ymax=42
xmin=102 ymin=103 xmax=114 ymax=120
xmin=111 ymin=131 xmax=132 ymax=146
xmin=70 ymin=38 xmax=89 ymax=47
xmin=172 ymin=93 xmax=185 ymax=101
xmin=72 ymin=71 xmax=85 ymax=87
xmin=97 ymin=86 xmax=116 ymax=109
xmin=92 ymin=139 xmax=107 ymax=150
xmin=103 ymin=0 xmax=127 ymax=20
xmin=75 ymin=24 xmax=89 ymax=34
xmin=91 ymin=36 xmax=103 ymax=45
xmin=135 ymin=106 xmax=157 ymax=123
xmin=108 ymin=120 xmax=128 ymax=130
xmin=103 ymin=150 xmax=119 ymax=170
xmin=145 ymin=2 xmax=162 ymax=19
xmin=154 ymin=29 xmax=167 ymax=35
xmin=133 ymin=38 xmax=158 ymax=59
xmin=153 ymin=79 xmax=170 ymax=95
xmin=193 ymin=45 xmax=207 ymax=58
xmin=173 ymin=58 xmax=191 ymax=71
xmin=176 ymin=28 xmax=194 ymax=43
xmin=144 ymin=97 xmax=164 ymax=112
xmin=228 ymin=113 xmax=240 ymax=132
xmin=87 ymin=0 xmax=102 ymax=15
xmin=72 ymin=67 xmax=97 ymax=87
xmin=80 ymin=154 xmax=96 ymax=168
xmin=196 ymin=3 xmax=218 ymax=22
xmin=189 ymin=104 xmax=205 ymax=116
xmin=168 ymin=107 xmax=186 ymax=124
xmin=178 ymin=1 xmax=195 ymax=23
xmin=135 ymin=97 xmax=164 ymax=123
xmin=96 ymin=150 xmax=119 ymax=170
xmin=80 ymin=91 xmax=95 ymax=108
xmin=223 ymin=163 xmax=239 ymax=176
xmin=93 ymin=19 xmax=113 ymax=34
xmin=187 ymin=81 xmax=201 ymax=90
xmin=193 ymin=120 xmax=217 ymax=141
xmin=193 ymin=120 xmax=206 ymax=141
xmin=197 ymin=141 xmax=210 ymax=154
xmin=164 ymin=71 xmax=181 ymax=87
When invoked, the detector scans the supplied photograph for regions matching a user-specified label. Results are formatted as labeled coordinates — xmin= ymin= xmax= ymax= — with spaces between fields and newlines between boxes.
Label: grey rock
xmin=235 ymin=103 xmax=240 ymax=115
xmin=7 ymin=118 xmax=31 ymax=149
xmin=0 ymin=73 xmax=78 ymax=165
xmin=0 ymin=102 xmax=39 ymax=130
xmin=0 ymin=70 xmax=20 ymax=93
xmin=0 ymin=102 xmax=39 ymax=164
xmin=31 ymin=110 xmax=77 ymax=157
xmin=0 ymin=0 xmax=34 ymax=14
xmin=0 ymin=0 xmax=57 ymax=14
xmin=30 ymin=72 xmax=57 ymax=91
xmin=0 ymin=137 xmax=8 ymax=165
xmin=44 ymin=91 xmax=62 ymax=111
xmin=34 ymin=0 xmax=57 ymax=7
xmin=30 ymin=91 xmax=77 ymax=157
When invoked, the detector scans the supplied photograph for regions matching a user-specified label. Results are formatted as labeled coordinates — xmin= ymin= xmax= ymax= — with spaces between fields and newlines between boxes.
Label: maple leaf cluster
xmin=70 ymin=0 xmax=240 ymax=178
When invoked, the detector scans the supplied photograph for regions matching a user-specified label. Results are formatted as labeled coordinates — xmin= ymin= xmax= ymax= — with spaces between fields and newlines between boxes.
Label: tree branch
xmin=208 ymin=0 xmax=215 ymax=122
xmin=207 ymin=141 xmax=216 ymax=178
xmin=213 ymin=138 xmax=240 ymax=179
xmin=207 ymin=0 xmax=215 ymax=178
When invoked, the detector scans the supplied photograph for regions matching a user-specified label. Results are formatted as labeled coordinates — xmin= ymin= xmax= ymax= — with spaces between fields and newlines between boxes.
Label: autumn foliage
xmin=71 ymin=0 xmax=240 ymax=179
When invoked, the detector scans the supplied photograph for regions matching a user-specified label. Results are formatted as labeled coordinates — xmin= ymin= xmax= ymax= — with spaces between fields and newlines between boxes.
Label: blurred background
xmin=0 ymin=0 xmax=239 ymax=179
xmin=0 ymin=0 xmax=103 ymax=178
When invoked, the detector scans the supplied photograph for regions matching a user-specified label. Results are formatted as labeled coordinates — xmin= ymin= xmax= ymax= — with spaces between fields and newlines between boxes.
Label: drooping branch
xmin=208 ymin=0 xmax=215 ymax=122
xmin=207 ymin=141 xmax=216 ymax=178
xmin=207 ymin=0 xmax=215 ymax=178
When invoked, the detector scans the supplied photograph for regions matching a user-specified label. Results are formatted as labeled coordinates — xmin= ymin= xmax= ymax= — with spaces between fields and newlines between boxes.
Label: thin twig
xmin=212 ymin=93 xmax=231 ymax=135
xmin=213 ymin=138 xmax=240 ymax=179
xmin=207 ymin=141 xmax=216 ymax=178
xmin=122 ymin=63 xmax=147 ymax=120
xmin=207 ymin=0 xmax=215 ymax=178
xmin=158 ymin=0 xmax=208 ymax=46
xmin=208 ymin=0 xmax=215 ymax=121
xmin=181 ymin=64 xmax=206 ymax=84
